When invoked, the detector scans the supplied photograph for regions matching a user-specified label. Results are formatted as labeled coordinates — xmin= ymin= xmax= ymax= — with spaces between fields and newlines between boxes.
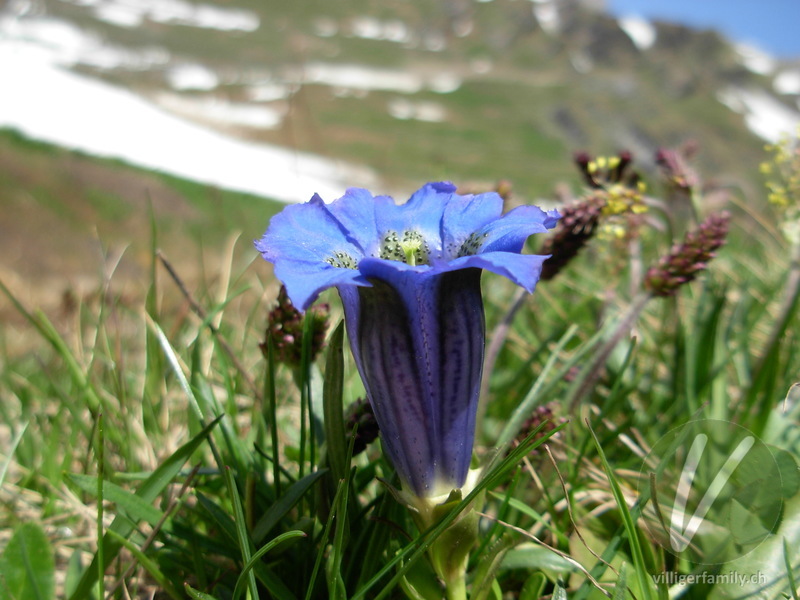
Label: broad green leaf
xmin=471 ymin=535 xmax=515 ymax=600
xmin=0 ymin=522 xmax=55 ymax=600
xmin=709 ymin=495 xmax=800 ymax=599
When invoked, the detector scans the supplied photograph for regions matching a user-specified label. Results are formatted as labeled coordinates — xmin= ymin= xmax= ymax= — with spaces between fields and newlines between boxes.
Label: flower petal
xmin=321 ymin=187 xmax=382 ymax=255
xmin=441 ymin=191 xmax=504 ymax=259
xmin=374 ymin=182 xmax=455 ymax=255
xmin=475 ymin=205 xmax=560 ymax=254
xmin=345 ymin=263 xmax=484 ymax=496
xmin=435 ymin=269 xmax=484 ymax=487
xmin=256 ymin=194 xmax=363 ymax=265
xmin=273 ymin=260 xmax=369 ymax=310
xmin=450 ymin=252 xmax=551 ymax=292
xmin=353 ymin=277 xmax=438 ymax=495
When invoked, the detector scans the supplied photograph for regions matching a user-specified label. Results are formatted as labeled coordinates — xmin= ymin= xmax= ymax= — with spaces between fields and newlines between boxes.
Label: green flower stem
xmin=445 ymin=574 xmax=467 ymax=600
xmin=408 ymin=490 xmax=481 ymax=600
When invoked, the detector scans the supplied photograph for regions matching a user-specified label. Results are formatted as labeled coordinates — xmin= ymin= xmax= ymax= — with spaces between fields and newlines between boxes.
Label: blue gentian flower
xmin=256 ymin=182 xmax=559 ymax=498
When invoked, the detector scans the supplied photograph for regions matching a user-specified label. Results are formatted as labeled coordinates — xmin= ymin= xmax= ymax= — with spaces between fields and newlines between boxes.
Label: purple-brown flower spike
xmin=644 ymin=212 xmax=731 ymax=297
xmin=655 ymin=146 xmax=700 ymax=195
xmin=260 ymin=285 xmax=330 ymax=366
xmin=344 ymin=398 xmax=380 ymax=456
xmin=539 ymin=193 xmax=606 ymax=281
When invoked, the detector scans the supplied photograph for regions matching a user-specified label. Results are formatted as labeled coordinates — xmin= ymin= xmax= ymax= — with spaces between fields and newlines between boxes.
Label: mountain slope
xmin=2 ymin=0 xmax=799 ymax=313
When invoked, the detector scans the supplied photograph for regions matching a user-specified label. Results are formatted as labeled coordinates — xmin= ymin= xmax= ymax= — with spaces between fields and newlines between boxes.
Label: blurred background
xmin=1 ymin=0 xmax=798 ymax=322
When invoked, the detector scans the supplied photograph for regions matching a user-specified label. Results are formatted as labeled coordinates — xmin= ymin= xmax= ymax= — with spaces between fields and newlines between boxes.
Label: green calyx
xmin=408 ymin=489 xmax=482 ymax=600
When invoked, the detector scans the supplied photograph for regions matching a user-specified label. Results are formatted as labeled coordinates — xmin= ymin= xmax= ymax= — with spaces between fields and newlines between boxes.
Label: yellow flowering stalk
xmin=761 ymin=126 xmax=800 ymax=246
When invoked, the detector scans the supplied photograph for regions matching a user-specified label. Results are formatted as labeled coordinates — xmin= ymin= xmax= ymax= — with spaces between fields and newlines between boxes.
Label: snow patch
xmin=294 ymin=63 xmax=460 ymax=95
xmin=94 ymin=2 xmax=143 ymax=28
xmin=301 ymin=63 xmax=422 ymax=93
xmin=0 ymin=38 xmax=376 ymax=203
xmin=388 ymin=99 xmax=447 ymax=122
xmin=247 ymin=82 xmax=294 ymax=102
xmin=718 ymin=87 xmax=800 ymax=143
xmin=166 ymin=63 xmax=219 ymax=91
xmin=58 ymin=0 xmax=260 ymax=32
xmin=0 ymin=13 xmax=170 ymax=70
xmin=428 ymin=73 xmax=462 ymax=94
xmin=350 ymin=16 xmax=410 ymax=44
xmin=735 ymin=43 xmax=776 ymax=76
xmin=618 ymin=15 xmax=656 ymax=51
xmin=155 ymin=93 xmax=286 ymax=129
xmin=774 ymin=70 xmax=800 ymax=95
xmin=423 ymin=31 xmax=447 ymax=52
xmin=532 ymin=1 xmax=560 ymax=34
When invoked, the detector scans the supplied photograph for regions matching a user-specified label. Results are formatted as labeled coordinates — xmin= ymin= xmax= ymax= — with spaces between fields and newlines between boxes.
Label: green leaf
xmin=68 ymin=416 xmax=221 ymax=600
xmin=352 ymin=421 xmax=567 ymax=600
xmin=501 ymin=544 xmax=577 ymax=573
xmin=103 ymin=530 xmax=182 ymax=600
xmin=0 ymin=421 xmax=28 ymax=488
xmin=231 ymin=531 xmax=307 ymax=600
xmin=252 ymin=469 xmax=328 ymax=544
xmin=612 ymin=563 xmax=629 ymax=600
xmin=553 ymin=580 xmax=569 ymax=600
xmin=709 ymin=495 xmax=800 ymax=599
xmin=323 ymin=322 xmax=348 ymax=484
xmin=185 ymin=584 xmax=222 ymax=600
xmin=65 ymin=474 xmax=163 ymax=526
xmin=223 ymin=466 xmax=259 ymax=600
xmin=63 ymin=552 xmax=83 ymax=600
xmin=519 ymin=572 xmax=546 ymax=600
xmin=0 ymin=522 xmax=55 ymax=600
xmin=471 ymin=535 xmax=515 ymax=600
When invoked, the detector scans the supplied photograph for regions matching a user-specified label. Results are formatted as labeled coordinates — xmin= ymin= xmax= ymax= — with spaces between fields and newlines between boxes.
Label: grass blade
xmin=587 ymin=419 xmax=655 ymax=600
xmin=232 ymin=531 xmax=307 ymax=600
xmin=224 ymin=466 xmax=259 ymax=600
xmin=69 ymin=416 xmax=221 ymax=600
